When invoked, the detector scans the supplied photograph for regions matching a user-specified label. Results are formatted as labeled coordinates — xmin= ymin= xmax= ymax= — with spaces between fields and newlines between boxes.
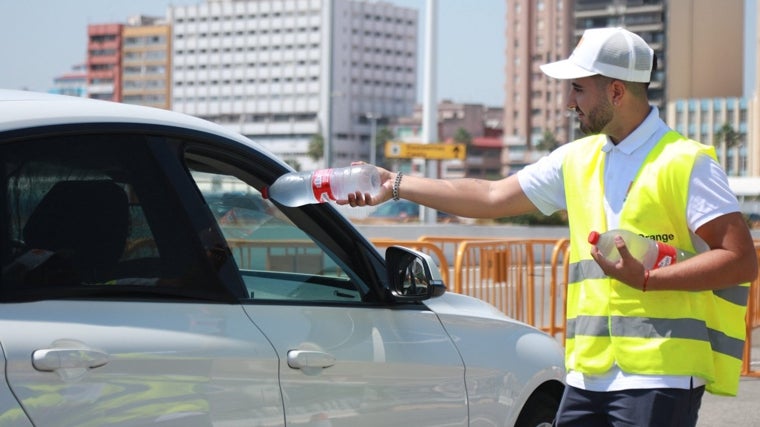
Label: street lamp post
xmin=366 ymin=113 xmax=378 ymax=165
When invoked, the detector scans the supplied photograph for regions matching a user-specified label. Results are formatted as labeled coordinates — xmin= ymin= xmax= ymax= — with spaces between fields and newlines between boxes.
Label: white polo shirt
xmin=517 ymin=106 xmax=740 ymax=391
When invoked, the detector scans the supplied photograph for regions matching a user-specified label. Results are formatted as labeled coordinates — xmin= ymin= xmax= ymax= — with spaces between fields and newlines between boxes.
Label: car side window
xmin=185 ymin=152 xmax=368 ymax=304
xmin=1 ymin=135 xmax=225 ymax=299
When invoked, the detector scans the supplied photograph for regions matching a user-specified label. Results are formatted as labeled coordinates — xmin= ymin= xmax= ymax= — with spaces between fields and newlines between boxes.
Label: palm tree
xmin=307 ymin=133 xmax=324 ymax=163
xmin=453 ymin=127 xmax=472 ymax=146
xmin=713 ymin=123 xmax=743 ymax=175
xmin=284 ymin=159 xmax=301 ymax=171
xmin=374 ymin=127 xmax=394 ymax=168
xmin=536 ymin=129 xmax=560 ymax=152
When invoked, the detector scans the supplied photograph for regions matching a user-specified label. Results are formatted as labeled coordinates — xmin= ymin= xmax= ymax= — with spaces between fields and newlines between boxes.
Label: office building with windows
xmin=664 ymin=0 xmax=752 ymax=179
xmin=503 ymin=0 xmax=750 ymax=173
xmin=122 ymin=16 xmax=173 ymax=110
xmin=667 ymin=97 xmax=748 ymax=177
xmin=169 ymin=0 xmax=418 ymax=170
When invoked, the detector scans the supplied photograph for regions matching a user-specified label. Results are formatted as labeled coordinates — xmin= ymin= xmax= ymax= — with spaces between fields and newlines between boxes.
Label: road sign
xmin=384 ymin=141 xmax=466 ymax=160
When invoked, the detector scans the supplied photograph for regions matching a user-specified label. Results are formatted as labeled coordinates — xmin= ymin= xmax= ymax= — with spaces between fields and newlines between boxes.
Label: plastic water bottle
xmin=588 ymin=229 xmax=694 ymax=270
xmin=263 ymin=164 xmax=381 ymax=207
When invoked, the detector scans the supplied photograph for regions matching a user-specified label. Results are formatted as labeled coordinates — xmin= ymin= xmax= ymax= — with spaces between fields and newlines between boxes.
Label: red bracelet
xmin=642 ymin=270 xmax=650 ymax=292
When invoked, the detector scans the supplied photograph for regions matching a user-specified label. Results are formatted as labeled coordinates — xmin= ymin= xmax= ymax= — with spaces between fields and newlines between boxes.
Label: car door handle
xmin=287 ymin=350 xmax=335 ymax=370
xmin=32 ymin=347 xmax=110 ymax=371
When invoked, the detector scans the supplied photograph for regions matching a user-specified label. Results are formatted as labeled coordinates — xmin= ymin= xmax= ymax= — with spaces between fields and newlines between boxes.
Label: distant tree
xmin=285 ymin=159 xmax=301 ymax=171
xmin=714 ymin=123 xmax=741 ymax=149
xmin=714 ymin=123 xmax=743 ymax=174
xmin=453 ymin=127 xmax=472 ymax=146
xmin=374 ymin=127 xmax=394 ymax=167
xmin=307 ymin=133 xmax=324 ymax=162
xmin=536 ymin=129 xmax=560 ymax=152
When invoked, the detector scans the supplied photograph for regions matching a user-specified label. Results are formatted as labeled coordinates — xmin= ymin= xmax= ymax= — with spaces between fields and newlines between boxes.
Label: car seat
xmin=22 ymin=180 xmax=130 ymax=284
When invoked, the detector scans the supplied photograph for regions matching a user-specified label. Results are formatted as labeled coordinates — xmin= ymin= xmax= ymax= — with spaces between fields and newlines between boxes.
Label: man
xmin=344 ymin=27 xmax=758 ymax=426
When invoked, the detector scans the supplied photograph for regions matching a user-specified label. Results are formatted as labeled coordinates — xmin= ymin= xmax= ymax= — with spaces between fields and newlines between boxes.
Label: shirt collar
xmin=601 ymin=106 xmax=663 ymax=154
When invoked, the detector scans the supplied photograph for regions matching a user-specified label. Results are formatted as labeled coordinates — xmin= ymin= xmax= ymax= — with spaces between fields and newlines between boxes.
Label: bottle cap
xmin=588 ymin=231 xmax=600 ymax=244
xmin=261 ymin=186 xmax=270 ymax=200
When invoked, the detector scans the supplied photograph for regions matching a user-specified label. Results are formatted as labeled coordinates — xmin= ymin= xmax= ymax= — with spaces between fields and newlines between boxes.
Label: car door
xmin=0 ymin=133 xmax=284 ymax=427
xmin=183 ymin=144 xmax=469 ymax=427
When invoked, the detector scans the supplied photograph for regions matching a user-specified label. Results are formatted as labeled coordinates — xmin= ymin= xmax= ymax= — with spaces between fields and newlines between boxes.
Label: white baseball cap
xmin=540 ymin=27 xmax=654 ymax=83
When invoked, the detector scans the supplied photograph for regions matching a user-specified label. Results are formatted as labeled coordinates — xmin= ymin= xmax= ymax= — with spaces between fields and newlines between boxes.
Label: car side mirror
xmin=385 ymin=246 xmax=446 ymax=302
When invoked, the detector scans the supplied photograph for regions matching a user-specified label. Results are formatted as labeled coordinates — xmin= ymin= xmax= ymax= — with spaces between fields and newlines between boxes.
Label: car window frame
xmin=177 ymin=138 xmax=390 ymax=305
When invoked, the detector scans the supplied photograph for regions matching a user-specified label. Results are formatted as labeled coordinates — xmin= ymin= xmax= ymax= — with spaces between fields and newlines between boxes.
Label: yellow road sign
xmin=384 ymin=141 xmax=466 ymax=160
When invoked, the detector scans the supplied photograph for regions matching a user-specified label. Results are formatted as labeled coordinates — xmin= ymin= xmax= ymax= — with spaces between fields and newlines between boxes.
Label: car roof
xmin=0 ymin=89 xmax=269 ymax=154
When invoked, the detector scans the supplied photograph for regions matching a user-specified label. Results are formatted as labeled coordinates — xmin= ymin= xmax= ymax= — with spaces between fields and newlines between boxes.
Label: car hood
xmin=424 ymin=292 xmax=565 ymax=366
xmin=423 ymin=291 xmax=566 ymax=396
xmin=424 ymin=292 xmax=525 ymax=325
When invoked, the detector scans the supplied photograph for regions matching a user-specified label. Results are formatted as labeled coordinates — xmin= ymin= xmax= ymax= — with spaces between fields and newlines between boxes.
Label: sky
xmin=0 ymin=0 xmax=506 ymax=107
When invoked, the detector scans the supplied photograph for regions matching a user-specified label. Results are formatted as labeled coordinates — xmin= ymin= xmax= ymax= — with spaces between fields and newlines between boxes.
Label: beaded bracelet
xmin=392 ymin=172 xmax=403 ymax=201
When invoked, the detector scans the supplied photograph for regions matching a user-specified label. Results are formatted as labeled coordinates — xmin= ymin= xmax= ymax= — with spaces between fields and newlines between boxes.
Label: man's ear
xmin=609 ymin=80 xmax=626 ymax=106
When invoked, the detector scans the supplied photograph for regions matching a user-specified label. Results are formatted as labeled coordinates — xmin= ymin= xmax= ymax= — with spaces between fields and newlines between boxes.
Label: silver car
xmin=0 ymin=90 xmax=564 ymax=427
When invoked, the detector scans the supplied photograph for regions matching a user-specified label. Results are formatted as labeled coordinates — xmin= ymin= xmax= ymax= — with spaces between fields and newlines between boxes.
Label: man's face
xmin=567 ymin=76 xmax=614 ymax=136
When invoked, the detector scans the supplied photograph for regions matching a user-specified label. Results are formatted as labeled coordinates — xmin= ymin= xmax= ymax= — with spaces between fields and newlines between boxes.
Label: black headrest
xmin=23 ymin=180 xmax=129 ymax=282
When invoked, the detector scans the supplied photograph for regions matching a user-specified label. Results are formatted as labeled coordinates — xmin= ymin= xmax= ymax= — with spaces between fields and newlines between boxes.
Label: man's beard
xmin=578 ymin=99 xmax=613 ymax=135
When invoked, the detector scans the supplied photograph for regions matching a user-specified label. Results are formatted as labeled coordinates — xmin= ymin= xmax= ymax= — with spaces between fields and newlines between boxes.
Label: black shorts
xmin=554 ymin=383 xmax=705 ymax=427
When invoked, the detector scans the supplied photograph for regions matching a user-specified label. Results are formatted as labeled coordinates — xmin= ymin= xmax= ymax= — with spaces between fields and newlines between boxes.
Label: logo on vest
xmin=639 ymin=232 xmax=675 ymax=243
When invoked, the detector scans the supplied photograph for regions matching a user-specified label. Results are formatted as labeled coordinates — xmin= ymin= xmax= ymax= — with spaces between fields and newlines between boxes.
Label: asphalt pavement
xmin=698 ymin=327 xmax=760 ymax=426
xmin=698 ymin=376 xmax=760 ymax=426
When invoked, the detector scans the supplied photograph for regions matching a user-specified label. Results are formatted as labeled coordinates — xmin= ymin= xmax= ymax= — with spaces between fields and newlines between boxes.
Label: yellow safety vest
xmin=562 ymin=131 xmax=749 ymax=396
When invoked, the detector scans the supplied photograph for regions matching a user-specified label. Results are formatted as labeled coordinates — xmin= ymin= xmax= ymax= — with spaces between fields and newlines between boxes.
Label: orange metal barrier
xmin=450 ymin=238 xmax=567 ymax=334
xmin=549 ymin=238 xmax=570 ymax=341
xmin=417 ymin=235 xmax=493 ymax=267
xmin=742 ymin=243 xmax=760 ymax=377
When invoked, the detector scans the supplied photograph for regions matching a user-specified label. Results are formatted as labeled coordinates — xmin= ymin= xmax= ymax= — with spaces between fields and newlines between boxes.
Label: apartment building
xmin=50 ymin=64 xmax=87 ymax=98
xmin=503 ymin=0 xmax=667 ymax=166
xmin=87 ymin=24 xmax=124 ymax=102
xmin=503 ymin=1 xmax=753 ymax=170
xmin=573 ymin=0 xmax=666 ymax=108
xmin=393 ymin=100 xmax=504 ymax=178
xmin=396 ymin=100 xmax=497 ymax=141
xmin=750 ymin=0 xmax=760 ymax=178
xmin=122 ymin=16 xmax=172 ymax=110
xmin=503 ymin=0 xmax=574 ymax=153
xmin=169 ymin=0 xmax=418 ymax=170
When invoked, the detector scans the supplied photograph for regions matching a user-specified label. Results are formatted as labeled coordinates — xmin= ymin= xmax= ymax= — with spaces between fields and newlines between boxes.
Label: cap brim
xmin=540 ymin=59 xmax=597 ymax=80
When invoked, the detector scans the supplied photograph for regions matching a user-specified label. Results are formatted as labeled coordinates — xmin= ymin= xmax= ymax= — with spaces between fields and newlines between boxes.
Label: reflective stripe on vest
xmin=569 ymin=259 xmax=750 ymax=307
xmin=562 ymin=131 xmax=749 ymax=396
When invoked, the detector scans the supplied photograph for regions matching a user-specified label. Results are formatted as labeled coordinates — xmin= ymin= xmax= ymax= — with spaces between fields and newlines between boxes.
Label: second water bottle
xmin=588 ymin=229 xmax=693 ymax=270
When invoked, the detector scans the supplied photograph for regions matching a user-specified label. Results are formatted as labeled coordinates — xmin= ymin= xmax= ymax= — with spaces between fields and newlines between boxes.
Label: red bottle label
xmin=311 ymin=169 xmax=335 ymax=202
xmin=654 ymin=241 xmax=677 ymax=269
